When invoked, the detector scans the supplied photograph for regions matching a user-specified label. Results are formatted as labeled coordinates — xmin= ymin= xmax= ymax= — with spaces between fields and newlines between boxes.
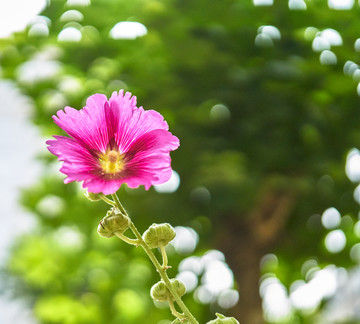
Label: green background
xmin=2 ymin=0 xmax=360 ymax=323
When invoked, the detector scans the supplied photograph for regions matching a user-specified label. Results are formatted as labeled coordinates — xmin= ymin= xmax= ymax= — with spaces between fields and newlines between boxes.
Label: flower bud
xmin=170 ymin=278 xmax=186 ymax=298
xmin=97 ymin=207 xmax=130 ymax=238
xmin=85 ymin=191 xmax=103 ymax=201
xmin=206 ymin=313 xmax=240 ymax=324
xmin=150 ymin=280 xmax=171 ymax=302
xmin=142 ymin=223 xmax=176 ymax=249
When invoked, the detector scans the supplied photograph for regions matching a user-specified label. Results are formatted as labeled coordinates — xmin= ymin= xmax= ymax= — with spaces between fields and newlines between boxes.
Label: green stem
xmin=160 ymin=245 xmax=170 ymax=270
xmin=114 ymin=231 xmax=140 ymax=246
xmin=101 ymin=195 xmax=116 ymax=206
xmin=111 ymin=193 xmax=127 ymax=215
xmin=168 ymin=297 xmax=186 ymax=319
xmin=111 ymin=193 xmax=199 ymax=324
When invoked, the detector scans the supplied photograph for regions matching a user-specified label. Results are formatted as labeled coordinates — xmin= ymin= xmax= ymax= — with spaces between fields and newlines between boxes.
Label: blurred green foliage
xmin=2 ymin=0 xmax=360 ymax=323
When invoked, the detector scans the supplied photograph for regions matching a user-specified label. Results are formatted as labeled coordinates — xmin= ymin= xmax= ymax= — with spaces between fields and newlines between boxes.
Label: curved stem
xmin=101 ymin=195 xmax=116 ymax=206
xmin=114 ymin=231 xmax=140 ymax=246
xmin=111 ymin=193 xmax=199 ymax=324
xmin=160 ymin=245 xmax=170 ymax=270
xmin=168 ymin=297 xmax=186 ymax=319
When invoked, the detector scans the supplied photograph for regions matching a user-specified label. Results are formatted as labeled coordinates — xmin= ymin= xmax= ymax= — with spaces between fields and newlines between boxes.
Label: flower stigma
xmin=99 ymin=150 xmax=125 ymax=174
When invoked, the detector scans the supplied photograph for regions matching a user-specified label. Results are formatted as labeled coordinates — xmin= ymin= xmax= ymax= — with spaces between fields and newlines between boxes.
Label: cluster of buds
xmin=95 ymin=203 xmax=239 ymax=324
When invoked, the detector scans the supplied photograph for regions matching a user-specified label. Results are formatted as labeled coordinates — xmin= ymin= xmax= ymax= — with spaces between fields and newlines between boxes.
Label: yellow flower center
xmin=99 ymin=150 xmax=125 ymax=174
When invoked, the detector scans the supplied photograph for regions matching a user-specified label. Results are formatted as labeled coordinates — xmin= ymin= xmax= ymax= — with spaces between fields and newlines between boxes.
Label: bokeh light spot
xmin=258 ymin=25 xmax=281 ymax=40
xmin=253 ymin=0 xmax=273 ymax=5
xmin=201 ymin=260 xmax=233 ymax=294
xmin=328 ymin=0 xmax=354 ymax=10
xmin=321 ymin=207 xmax=341 ymax=229
xmin=58 ymin=27 xmax=82 ymax=42
xmin=304 ymin=27 xmax=318 ymax=41
xmin=109 ymin=22 xmax=147 ymax=40
xmin=53 ymin=226 xmax=85 ymax=251
xmin=344 ymin=61 xmax=358 ymax=76
xmin=350 ymin=243 xmax=360 ymax=263
xmin=217 ymin=289 xmax=239 ymax=309
xmin=353 ymin=220 xmax=360 ymax=238
xmin=170 ymin=226 xmax=199 ymax=255
xmin=301 ymin=259 xmax=319 ymax=280
xmin=353 ymin=184 xmax=360 ymax=204
xmin=321 ymin=28 xmax=343 ymax=46
xmin=17 ymin=59 xmax=61 ymax=84
xmin=289 ymin=0 xmax=307 ymax=10
xmin=66 ymin=0 xmax=90 ymax=6
xmin=345 ymin=148 xmax=360 ymax=181
xmin=28 ymin=16 xmax=51 ymax=37
xmin=355 ymin=38 xmax=360 ymax=52
xmin=194 ymin=285 xmax=215 ymax=304
xmin=154 ymin=170 xmax=180 ymax=193
xmin=36 ymin=195 xmax=65 ymax=218
xmin=176 ymin=271 xmax=198 ymax=292
xmin=179 ymin=256 xmax=203 ymax=275
xmin=255 ymin=33 xmax=273 ymax=47
xmin=60 ymin=10 xmax=84 ymax=22
xmin=312 ymin=36 xmax=330 ymax=52
xmin=261 ymin=276 xmax=292 ymax=322
xmin=260 ymin=253 xmax=279 ymax=272
xmin=210 ymin=104 xmax=231 ymax=121
xmin=28 ymin=23 xmax=49 ymax=37
xmin=320 ymin=50 xmax=337 ymax=65
xmin=0 ymin=0 xmax=47 ymax=38
xmin=352 ymin=69 xmax=360 ymax=82
xmin=325 ymin=230 xmax=346 ymax=253
xmin=189 ymin=186 xmax=211 ymax=204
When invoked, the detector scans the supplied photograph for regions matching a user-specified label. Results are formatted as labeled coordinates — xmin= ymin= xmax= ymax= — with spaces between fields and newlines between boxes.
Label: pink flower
xmin=47 ymin=90 xmax=180 ymax=195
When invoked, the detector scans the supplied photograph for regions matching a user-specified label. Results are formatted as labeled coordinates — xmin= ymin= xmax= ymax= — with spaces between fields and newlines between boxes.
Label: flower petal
xmin=123 ymin=129 xmax=180 ymax=189
xmin=107 ymin=91 xmax=171 ymax=153
xmin=53 ymin=94 xmax=109 ymax=153
xmin=46 ymin=135 xmax=100 ymax=183
xmin=82 ymin=178 xmax=124 ymax=195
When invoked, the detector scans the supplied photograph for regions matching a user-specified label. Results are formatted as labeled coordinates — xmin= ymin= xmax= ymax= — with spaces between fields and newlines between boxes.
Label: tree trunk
xmin=216 ymin=181 xmax=297 ymax=324
xmin=218 ymin=222 xmax=265 ymax=324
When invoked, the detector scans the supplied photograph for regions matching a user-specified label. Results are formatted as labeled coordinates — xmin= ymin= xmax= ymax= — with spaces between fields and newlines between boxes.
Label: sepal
xmin=97 ymin=207 xmax=130 ymax=238
xmin=85 ymin=191 xmax=104 ymax=201
xmin=151 ymin=281 xmax=171 ymax=302
xmin=143 ymin=223 xmax=176 ymax=249
xmin=150 ymin=279 xmax=186 ymax=302
xmin=206 ymin=313 xmax=240 ymax=324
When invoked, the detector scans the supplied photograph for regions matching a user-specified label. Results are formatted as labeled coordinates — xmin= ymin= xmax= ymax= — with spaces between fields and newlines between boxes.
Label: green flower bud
xmin=170 ymin=278 xmax=186 ymax=298
xmin=85 ymin=191 xmax=104 ymax=201
xmin=150 ymin=278 xmax=186 ymax=303
xmin=97 ymin=207 xmax=130 ymax=238
xmin=143 ymin=223 xmax=176 ymax=249
xmin=206 ymin=313 xmax=240 ymax=324
xmin=150 ymin=280 xmax=171 ymax=302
